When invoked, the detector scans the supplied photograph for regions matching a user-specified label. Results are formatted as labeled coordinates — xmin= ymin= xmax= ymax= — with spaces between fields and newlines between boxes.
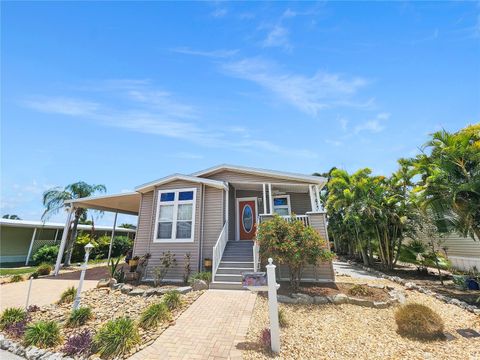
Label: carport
xmin=54 ymin=192 xmax=141 ymax=275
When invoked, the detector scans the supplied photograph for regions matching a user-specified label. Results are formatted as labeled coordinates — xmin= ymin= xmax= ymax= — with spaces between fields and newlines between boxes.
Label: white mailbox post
xmin=72 ymin=243 xmax=94 ymax=310
xmin=243 ymin=257 xmax=281 ymax=353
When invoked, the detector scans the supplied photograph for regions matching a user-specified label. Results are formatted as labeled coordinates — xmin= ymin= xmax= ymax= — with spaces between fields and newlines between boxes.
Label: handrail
xmin=281 ymin=214 xmax=310 ymax=226
xmin=212 ymin=221 xmax=228 ymax=280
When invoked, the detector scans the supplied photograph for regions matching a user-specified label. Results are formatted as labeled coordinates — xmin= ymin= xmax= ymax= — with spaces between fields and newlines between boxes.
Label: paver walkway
xmin=0 ymin=267 xmax=108 ymax=310
xmin=333 ymin=260 xmax=379 ymax=280
xmin=129 ymin=290 xmax=257 ymax=360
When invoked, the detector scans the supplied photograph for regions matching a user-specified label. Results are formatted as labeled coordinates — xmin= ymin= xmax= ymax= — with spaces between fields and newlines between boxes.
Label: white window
xmin=154 ymin=188 xmax=196 ymax=243
xmin=273 ymin=195 xmax=291 ymax=216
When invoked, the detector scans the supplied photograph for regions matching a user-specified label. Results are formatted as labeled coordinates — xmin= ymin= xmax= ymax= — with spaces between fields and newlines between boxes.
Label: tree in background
xmin=119 ymin=223 xmax=137 ymax=229
xmin=412 ymin=124 xmax=480 ymax=240
xmin=2 ymin=214 xmax=21 ymax=220
xmin=42 ymin=182 xmax=106 ymax=266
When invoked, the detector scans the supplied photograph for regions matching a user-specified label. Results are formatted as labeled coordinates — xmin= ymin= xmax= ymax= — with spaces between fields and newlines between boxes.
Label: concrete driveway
xmin=0 ymin=266 xmax=108 ymax=310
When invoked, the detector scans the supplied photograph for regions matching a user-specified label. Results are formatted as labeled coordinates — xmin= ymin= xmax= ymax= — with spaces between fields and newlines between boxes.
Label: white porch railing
xmin=253 ymin=241 xmax=260 ymax=272
xmin=281 ymin=215 xmax=310 ymax=227
xmin=212 ymin=222 xmax=228 ymax=280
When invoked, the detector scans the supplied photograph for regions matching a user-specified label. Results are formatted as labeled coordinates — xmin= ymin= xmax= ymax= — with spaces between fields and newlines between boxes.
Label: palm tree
xmin=2 ymin=214 xmax=21 ymax=220
xmin=42 ymin=181 xmax=106 ymax=266
xmin=119 ymin=223 xmax=136 ymax=229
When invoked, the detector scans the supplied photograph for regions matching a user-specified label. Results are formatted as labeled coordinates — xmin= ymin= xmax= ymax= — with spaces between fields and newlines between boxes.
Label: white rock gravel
xmin=242 ymin=276 xmax=480 ymax=360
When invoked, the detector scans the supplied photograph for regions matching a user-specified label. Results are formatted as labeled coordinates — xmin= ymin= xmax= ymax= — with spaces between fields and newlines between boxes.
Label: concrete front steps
xmin=210 ymin=240 xmax=254 ymax=290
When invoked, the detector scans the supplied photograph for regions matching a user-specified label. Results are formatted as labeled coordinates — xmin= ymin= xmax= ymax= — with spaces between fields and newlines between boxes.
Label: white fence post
xmin=266 ymin=258 xmax=280 ymax=353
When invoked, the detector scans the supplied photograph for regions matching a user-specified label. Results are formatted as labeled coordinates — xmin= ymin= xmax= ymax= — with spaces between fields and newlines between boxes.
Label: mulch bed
xmin=276 ymin=281 xmax=390 ymax=302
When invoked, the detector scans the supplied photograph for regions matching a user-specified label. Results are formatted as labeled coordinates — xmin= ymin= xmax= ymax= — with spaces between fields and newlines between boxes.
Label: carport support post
xmin=266 ymin=258 xmax=280 ymax=353
xmin=25 ymin=228 xmax=37 ymax=265
xmin=54 ymin=207 xmax=75 ymax=276
xmin=107 ymin=211 xmax=118 ymax=263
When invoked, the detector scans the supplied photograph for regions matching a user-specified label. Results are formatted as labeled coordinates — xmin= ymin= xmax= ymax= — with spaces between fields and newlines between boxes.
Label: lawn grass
xmin=0 ymin=267 xmax=37 ymax=276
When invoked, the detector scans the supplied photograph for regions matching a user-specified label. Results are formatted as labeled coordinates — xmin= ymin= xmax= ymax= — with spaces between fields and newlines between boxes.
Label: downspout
xmin=198 ymin=184 xmax=205 ymax=272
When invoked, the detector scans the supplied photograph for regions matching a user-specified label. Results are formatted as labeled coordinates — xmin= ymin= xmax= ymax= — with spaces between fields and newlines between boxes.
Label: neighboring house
xmin=0 ymin=219 xmax=135 ymax=265
xmin=61 ymin=164 xmax=334 ymax=289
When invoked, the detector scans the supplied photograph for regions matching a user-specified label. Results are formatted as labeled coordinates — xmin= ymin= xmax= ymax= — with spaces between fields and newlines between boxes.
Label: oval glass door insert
xmin=242 ymin=205 xmax=253 ymax=233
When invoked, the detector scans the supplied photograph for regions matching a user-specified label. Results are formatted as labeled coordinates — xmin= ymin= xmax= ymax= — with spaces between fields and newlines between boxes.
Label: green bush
xmin=67 ymin=307 xmax=92 ymax=327
xmin=278 ymin=308 xmax=287 ymax=328
xmin=93 ymin=317 xmax=140 ymax=358
xmin=32 ymin=245 xmax=59 ymax=264
xmin=10 ymin=274 xmax=24 ymax=283
xmin=36 ymin=263 xmax=52 ymax=276
xmin=138 ymin=302 xmax=171 ymax=329
xmin=71 ymin=234 xmax=133 ymax=262
xmin=189 ymin=271 xmax=212 ymax=284
xmin=348 ymin=284 xmax=373 ymax=297
xmin=0 ymin=307 xmax=28 ymax=330
xmin=395 ymin=303 xmax=444 ymax=340
xmin=24 ymin=320 xmax=62 ymax=348
xmin=58 ymin=286 xmax=77 ymax=304
xmin=163 ymin=290 xmax=182 ymax=310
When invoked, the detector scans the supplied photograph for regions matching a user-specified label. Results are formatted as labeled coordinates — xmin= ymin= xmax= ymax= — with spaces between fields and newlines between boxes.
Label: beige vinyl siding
xmin=440 ymin=233 xmax=480 ymax=258
xmin=235 ymin=190 xmax=311 ymax=215
xmin=203 ymin=169 xmax=314 ymax=185
xmin=134 ymin=180 xmax=204 ymax=281
xmin=202 ymin=186 xmax=224 ymax=262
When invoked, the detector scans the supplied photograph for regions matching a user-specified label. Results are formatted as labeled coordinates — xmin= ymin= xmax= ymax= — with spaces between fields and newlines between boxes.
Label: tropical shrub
xmin=36 ymin=263 xmax=52 ymax=276
xmin=32 ymin=245 xmax=59 ymax=264
xmin=93 ymin=317 xmax=140 ymax=358
xmin=10 ymin=274 xmax=24 ymax=283
xmin=138 ymin=302 xmax=171 ymax=329
xmin=72 ymin=234 xmax=133 ymax=262
xmin=58 ymin=286 xmax=77 ymax=304
xmin=24 ymin=320 xmax=62 ymax=347
xmin=67 ymin=307 xmax=93 ymax=327
xmin=189 ymin=271 xmax=212 ymax=284
xmin=0 ymin=307 xmax=28 ymax=330
xmin=153 ymin=251 xmax=177 ymax=286
xmin=4 ymin=318 xmax=29 ymax=337
xmin=395 ymin=303 xmax=444 ymax=340
xmin=348 ymin=284 xmax=373 ymax=297
xmin=257 ymin=215 xmax=333 ymax=290
xmin=163 ymin=290 xmax=182 ymax=310
xmin=62 ymin=330 xmax=92 ymax=357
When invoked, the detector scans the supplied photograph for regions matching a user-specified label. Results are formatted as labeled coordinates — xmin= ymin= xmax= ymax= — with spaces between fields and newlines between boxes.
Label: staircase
xmin=210 ymin=240 xmax=254 ymax=290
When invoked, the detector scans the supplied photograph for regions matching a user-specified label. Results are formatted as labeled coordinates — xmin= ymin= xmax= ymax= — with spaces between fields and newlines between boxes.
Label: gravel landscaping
xmin=243 ymin=276 xmax=480 ymax=360
xmin=1 ymin=286 xmax=204 ymax=359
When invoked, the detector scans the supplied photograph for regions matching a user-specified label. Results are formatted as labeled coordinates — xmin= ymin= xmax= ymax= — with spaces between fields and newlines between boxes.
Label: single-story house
xmin=0 ymin=219 xmax=135 ymax=265
xmin=59 ymin=164 xmax=334 ymax=289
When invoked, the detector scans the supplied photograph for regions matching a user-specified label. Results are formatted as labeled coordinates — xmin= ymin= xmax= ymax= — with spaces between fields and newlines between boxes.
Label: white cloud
xmin=325 ymin=139 xmax=343 ymax=147
xmin=355 ymin=113 xmax=391 ymax=133
xmin=211 ymin=8 xmax=227 ymax=18
xmin=223 ymin=57 xmax=369 ymax=116
xmin=263 ymin=25 xmax=291 ymax=50
xmin=23 ymin=80 xmax=317 ymax=159
xmin=339 ymin=117 xmax=348 ymax=131
xmin=171 ymin=47 xmax=238 ymax=58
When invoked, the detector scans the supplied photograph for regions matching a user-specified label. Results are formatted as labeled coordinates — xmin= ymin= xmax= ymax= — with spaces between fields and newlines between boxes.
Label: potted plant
xmin=204 ymin=258 xmax=212 ymax=271
xmin=129 ymin=256 xmax=140 ymax=272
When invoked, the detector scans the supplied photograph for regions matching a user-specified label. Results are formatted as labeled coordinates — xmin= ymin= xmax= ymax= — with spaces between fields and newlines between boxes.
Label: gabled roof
xmin=192 ymin=164 xmax=326 ymax=185
xmin=135 ymin=174 xmax=228 ymax=193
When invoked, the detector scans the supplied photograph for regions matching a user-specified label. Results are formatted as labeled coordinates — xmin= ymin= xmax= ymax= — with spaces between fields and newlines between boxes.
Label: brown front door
xmin=238 ymin=199 xmax=256 ymax=240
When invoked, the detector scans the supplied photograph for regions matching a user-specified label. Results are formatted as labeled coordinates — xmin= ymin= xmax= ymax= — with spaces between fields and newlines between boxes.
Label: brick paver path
xmin=130 ymin=290 xmax=257 ymax=360
xmin=0 ymin=267 xmax=108 ymax=310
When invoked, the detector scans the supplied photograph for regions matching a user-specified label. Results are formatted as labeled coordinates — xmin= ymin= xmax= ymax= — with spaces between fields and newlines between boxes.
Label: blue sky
xmin=1 ymin=1 xmax=479 ymax=225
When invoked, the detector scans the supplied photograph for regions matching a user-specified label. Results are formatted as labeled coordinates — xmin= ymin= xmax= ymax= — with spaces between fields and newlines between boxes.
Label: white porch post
xmin=225 ymin=185 xmax=229 ymax=238
xmin=262 ymin=183 xmax=267 ymax=214
xmin=54 ymin=229 xmax=59 ymax=242
xmin=268 ymin=183 xmax=273 ymax=214
xmin=54 ymin=207 xmax=75 ymax=276
xmin=25 ymin=228 xmax=37 ymax=266
xmin=315 ymin=185 xmax=322 ymax=211
xmin=309 ymin=185 xmax=317 ymax=212
xmin=107 ymin=211 xmax=118 ymax=263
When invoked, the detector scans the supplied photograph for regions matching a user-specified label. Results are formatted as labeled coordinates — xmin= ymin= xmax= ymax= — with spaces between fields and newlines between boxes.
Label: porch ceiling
xmin=65 ymin=192 xmax=141 ymax=215
xmin=230 ymin=182 xmax=310 ymax=193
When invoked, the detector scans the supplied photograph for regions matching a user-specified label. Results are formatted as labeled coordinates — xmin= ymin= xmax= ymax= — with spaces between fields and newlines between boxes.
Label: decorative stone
xmin=192 ymin=279 xmax=209 ymax=291
xmin=112 ymin=283 xmax=124 ymax=290
xmin=108 ymin=278 xmax=117 ymax=288
xmin=349 ymin=297 xmax=374 ymax=307
xmin=176 ymin=286 xmax=192 ymax=294
xmin=121 ymin=284 xmax=134 ymax=294
xmin=26 ymin=346 xmax=46 ymax=360
xmin=313 ymin=296 xmax=330 ymax=304
xmin=277 ymin=295 xmax=298 ymax=304
xmin=373 ymin=301 xmax=390 ymax=309
xmin=129 ymin=288 xmax=146 ymax=296
xmin=292 ymin=293 xmax=314 ymax=304
xmin=404 ymin=282 xmax=417 ymax=290
xmin=144 ymin=288 xmax=158 ymax=297
xmin=96 ymin=278 xmax=110 ymax=288
xmin=332 ymin=294 xmax=349 ymax=304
